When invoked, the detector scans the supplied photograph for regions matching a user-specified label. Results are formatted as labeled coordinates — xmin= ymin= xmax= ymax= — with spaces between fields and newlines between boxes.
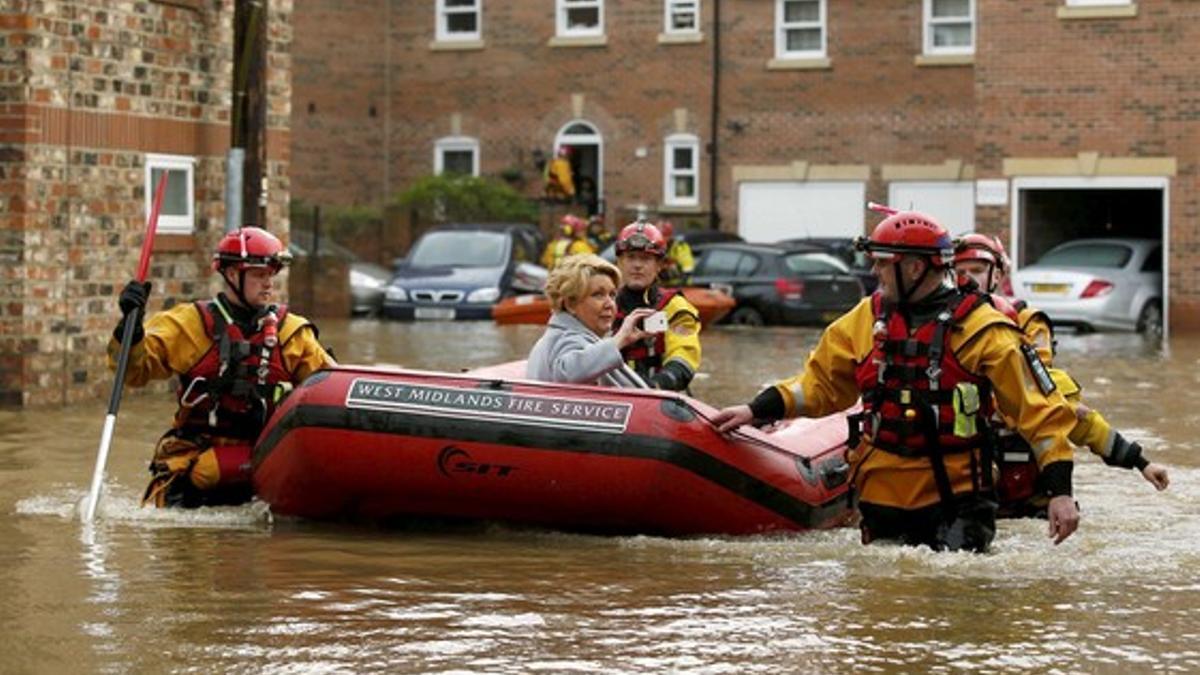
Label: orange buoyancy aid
xmin=854 ymin=291 xmax=995 ymax=459
xmin=175 ymin=298 xmax=294 ymax=440
xmin=614 ymin=286 xmax=678 ymax=377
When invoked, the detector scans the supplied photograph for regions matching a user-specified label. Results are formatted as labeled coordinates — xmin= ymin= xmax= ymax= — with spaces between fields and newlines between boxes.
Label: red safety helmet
xmin=954 ymin=233 xmax=1011 ymax=293
xmin=561 ymin=214 xmax=588 ymax=236
xmin=856 ymin=209 xmax=954 ymax=269
xmin=656 ymin=220 xmax=675 ymax=240
xmin=212 ymin=227 xmax=292 ymax=273
xmin=615 ymin=220 xmax=667 ymax=258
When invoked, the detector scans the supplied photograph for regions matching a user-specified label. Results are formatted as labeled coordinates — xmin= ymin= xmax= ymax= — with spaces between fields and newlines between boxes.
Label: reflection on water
xmin=1 ymin=319 xmax=1197 ymax=672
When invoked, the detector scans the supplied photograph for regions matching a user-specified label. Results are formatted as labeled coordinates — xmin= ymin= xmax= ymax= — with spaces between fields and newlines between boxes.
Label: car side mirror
xmin=512 ymin=262 xmax=548 ymax=293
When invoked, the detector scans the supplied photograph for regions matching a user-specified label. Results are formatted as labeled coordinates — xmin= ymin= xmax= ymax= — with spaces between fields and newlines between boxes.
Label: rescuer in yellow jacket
xmin=611 ymin=220 xmax=702 ymax=391
xmin=952 ymin=234 xmax=1169 ymax=515
xmin=712 ymin=208 xmax=1082 ymax=552
xmin=109 ymin=227 xmax=335 ymax=508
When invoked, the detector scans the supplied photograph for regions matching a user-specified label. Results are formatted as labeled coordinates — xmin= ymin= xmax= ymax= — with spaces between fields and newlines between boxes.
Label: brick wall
xmin=976 ymin=0 xmax=1200 ymax=326
xmin=0 ymin=0 xmax=293 ymax=407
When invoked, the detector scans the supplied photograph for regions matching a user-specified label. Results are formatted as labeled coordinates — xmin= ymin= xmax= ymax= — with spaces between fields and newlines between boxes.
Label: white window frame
xmin=924 ymin=0 xmax=975 ymax=56
xmin=663 ymin=134 xmax=700 ymax=207
xmin=435 ymin=0 xmax=482 ymax=42
xmin=144 ymin=153 xmax=194 ymax=235
xmin=775 ymin=0 xmax=825 ymax=59
xmin=664 ymin=0 xmax=700 ymax=35
xmin=557 ymin=0 xmax=604 ymax=38
xmin=434 ymin=136 xmax=480 ymax=176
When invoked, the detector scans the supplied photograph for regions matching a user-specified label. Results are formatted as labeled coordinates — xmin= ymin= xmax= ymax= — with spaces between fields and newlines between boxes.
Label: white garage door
xmin=737 ymin=181 xmax=867 ymax=243
xmin=886 ymin=181 xmax=975 ymax=236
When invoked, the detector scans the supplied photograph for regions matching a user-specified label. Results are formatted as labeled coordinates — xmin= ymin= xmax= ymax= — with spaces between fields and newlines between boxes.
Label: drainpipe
xmin=707 ymin=0 xmax=721 ymax=231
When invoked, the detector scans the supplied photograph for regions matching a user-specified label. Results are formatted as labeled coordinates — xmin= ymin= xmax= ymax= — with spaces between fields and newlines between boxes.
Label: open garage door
xmin=737 ymin=181 xmax=866 ymax=243
xmin=1012 ymin=177 xmax=1168 ymax=338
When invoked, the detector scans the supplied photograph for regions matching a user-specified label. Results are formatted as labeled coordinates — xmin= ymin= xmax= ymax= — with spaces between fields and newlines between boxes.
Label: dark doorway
xmin=1018 ymin=188 xmax=1162 ymax=266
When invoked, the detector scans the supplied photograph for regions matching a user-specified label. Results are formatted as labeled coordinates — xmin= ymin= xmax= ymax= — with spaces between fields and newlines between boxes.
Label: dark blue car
xmin=383 ymin=224 xmax=546 ymax=320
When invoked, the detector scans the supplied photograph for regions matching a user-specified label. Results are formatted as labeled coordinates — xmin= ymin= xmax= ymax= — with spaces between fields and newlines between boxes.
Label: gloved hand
xmin=119 ymin=280 xmax=151 ymax=317
xmin=113 ymin=280 xmax=151 ymax=344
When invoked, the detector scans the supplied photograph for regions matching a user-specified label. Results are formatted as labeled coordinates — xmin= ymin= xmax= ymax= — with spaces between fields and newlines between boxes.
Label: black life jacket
xmin=175 ymin=298 xmax=293 ymax=440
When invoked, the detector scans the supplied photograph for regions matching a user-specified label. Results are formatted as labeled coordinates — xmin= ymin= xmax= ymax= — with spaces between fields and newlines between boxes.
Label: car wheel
xmin=1137 ymin=300 xmax=1163 ymax=339
xmin=729 ymin=306 xmax=765 ymax=326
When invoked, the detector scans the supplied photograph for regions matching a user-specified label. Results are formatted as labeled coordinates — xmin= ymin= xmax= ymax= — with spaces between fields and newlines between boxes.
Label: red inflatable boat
xmin=252 ymin=366 xmax=856 ymax=536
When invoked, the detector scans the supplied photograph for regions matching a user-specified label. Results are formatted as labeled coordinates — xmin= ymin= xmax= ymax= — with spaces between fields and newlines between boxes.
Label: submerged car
xmin=689 ymin=242 xmax=864 ymax=326
xmin=1011 ymin=238 xmax=1162 ymax=335
xmin=383 ymin=224 xmax=546 ymax=320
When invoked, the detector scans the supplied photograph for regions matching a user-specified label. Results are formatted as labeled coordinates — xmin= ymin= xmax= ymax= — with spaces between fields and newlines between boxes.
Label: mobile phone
xmin=640 ymin=311 xmax=668 ymax=334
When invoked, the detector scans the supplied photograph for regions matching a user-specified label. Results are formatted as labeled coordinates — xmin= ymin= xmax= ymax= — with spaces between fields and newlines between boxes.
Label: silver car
xmin=1012 ymin=238 xmax=1162 ymax=335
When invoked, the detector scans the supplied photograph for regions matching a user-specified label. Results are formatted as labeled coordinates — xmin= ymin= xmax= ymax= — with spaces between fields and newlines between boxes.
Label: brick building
xmin=1 ymin=1 xmax=293 ymax=407
xmin=292 ymin=0 xmax=1198 ymax=331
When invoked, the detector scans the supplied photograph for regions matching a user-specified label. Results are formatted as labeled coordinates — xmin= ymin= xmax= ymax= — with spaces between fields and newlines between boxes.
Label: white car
xmin=1012 ymin=238 xmax=1162 ymax=335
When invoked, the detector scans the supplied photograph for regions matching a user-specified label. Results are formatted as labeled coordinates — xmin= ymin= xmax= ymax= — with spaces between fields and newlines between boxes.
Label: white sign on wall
xmin=975 ymin=179 xmax=1009 ymax=206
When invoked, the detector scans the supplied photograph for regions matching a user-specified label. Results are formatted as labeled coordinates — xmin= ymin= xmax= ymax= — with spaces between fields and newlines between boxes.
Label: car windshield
xmin=408 ymin=231 xmax=508 ymax=268
xmin=1036 ymin=243 xmax=1132 ymax=269
xmin=783 ymin=252 xmax=850 ymax=274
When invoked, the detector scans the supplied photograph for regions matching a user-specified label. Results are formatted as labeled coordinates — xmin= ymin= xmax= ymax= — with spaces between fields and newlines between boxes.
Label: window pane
xmin=785 ymin=28 xmax=821 ymax=51
xmin=933 ymin=24 xmax=971 ymax=47
xmin=784 ymin=0 xmax=819 ymax=23
xmin=446 ymin=13 xmax=477 ymax=33
xmin=932 ymin=0 xmax=970 ymax=19
xmin=445 ymin=0 xmax=476 ymax=6
xmin=442 ymin=150 xmax=474 ymax=175
xmin=567 ymin=7 xmax=600 ymax=28
xmin=700 ymin=250 xmax=740 ymax=276
xmin=673 ymin=176 xmax=695 ymax=199
xmin=671 ymin=12 xmax=696 ymax=30
xmin=672 ymin=147 xmax=693 ymax=170
xmin=151 ymin=167 xmax=188 ymax=216
xmin=734 ymin=254 xmax=760 ymax=277
xmin=1036 ymin=244 xmax=1132 ymax=269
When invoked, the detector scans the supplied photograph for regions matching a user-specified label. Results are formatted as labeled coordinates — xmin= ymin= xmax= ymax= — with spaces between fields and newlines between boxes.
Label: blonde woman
xmin=526 ymin=254 xmax=656 ymax=387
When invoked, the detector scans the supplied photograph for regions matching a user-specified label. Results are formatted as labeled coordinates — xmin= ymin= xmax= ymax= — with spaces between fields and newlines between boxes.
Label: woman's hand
xmin=613 ymin=308 xmax=655 ymax=348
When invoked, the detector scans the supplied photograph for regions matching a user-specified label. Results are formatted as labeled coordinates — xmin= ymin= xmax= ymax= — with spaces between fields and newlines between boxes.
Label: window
xmin=557 ymin=0 xmax=603 ymax=37
xmin=664 ymin=0 xmax=699 ymax=34
xmin=1066 ymin=0 xmax=1131 ymax=5
xmin=436 ymin=0 xmax=481 ymax=41
xmin=696 ymin=249 xmax=741 ymax=277
xmin=924 ymin=0 xmax=974 ymax=55
xmin=144 ymin=153 xmax=194 ymax=234
xmin=775 ymin=0 xmax=825 ymax=59
xmin=434 ymin=136 xmax=479 ymax=176
xmin=663 ymin=134 xmax=700 ymax=207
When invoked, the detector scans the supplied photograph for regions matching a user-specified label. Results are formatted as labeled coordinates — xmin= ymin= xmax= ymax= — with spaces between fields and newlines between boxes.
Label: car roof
xmin=425 ymin=222 xmax=538 ymax=233
xmin=1047 ymin=237 xmax=1158 ymax=249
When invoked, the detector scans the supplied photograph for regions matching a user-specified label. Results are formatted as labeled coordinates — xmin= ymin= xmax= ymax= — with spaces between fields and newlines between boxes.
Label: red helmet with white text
xmin=212 ymin=227 xmax=292 ymax=273
xmin=855 ymin=208 xmax=954 ymax=269
xmin=615 ymin=220 xmax=667 ymax=258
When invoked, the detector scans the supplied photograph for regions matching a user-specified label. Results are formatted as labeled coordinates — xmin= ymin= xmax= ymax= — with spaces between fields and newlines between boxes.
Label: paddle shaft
xmin=83 ymin=173 xmax=168 ymax=523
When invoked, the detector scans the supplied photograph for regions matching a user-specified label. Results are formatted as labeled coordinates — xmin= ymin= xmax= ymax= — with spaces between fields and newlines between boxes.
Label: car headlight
xmin=385 ymin=285 xmax=408 ymax=301
xmin=350 ymin=270 xmax=384 ymax=290
xmin=466 ymin=287 xmax=501 ymax=303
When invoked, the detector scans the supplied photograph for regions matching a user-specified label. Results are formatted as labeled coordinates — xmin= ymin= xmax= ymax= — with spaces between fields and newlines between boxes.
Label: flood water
xmin=2 ymin=320 xmax=1198 ymax=673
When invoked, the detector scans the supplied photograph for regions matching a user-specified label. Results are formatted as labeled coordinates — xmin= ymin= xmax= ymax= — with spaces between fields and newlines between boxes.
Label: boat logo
xmin=437 ymin=445 xmax=518 ymax=478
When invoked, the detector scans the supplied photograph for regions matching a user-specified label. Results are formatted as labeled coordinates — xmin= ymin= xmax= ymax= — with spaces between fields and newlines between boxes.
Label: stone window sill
xmin=429 ymin=39 xmax=486 ymax=52
xmin=658 ymin=204 xmax=704 ymax=215
xmin=152 ymin=0 xmax=205 ymax=10
xmin=547 ymin=35 xmax=608 ymax=48
xmin=914 ymin=53 xmax=974 ymax=67
xmin=657 ymin=32 xmax=704 ymax=45
xmin=1057 ymin=4 xmax=1137 ymax=20
xmin=767 ymin=57 xmax=832 ymax=71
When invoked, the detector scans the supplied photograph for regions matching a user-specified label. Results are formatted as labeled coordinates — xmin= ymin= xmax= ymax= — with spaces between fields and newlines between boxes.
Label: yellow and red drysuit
xmin=746 ymin=290 xmax=1078 ymax=548
xmin=108 ymin=294 xmax=334 ymax=507
xmin=614 ymin=285 xmax=702 ymax=391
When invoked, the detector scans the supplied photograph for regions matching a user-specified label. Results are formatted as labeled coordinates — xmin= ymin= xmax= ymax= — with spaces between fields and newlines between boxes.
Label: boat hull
xmin=253 ymin=367 xmax=855 ymax=536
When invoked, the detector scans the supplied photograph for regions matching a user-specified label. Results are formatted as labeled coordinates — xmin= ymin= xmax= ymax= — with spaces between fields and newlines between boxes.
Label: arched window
xmin=554 ymin=120 xmax=604 ymax=201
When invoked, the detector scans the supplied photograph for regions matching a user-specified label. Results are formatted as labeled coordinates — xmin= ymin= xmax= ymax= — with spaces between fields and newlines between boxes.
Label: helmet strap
xmin=895 ymin=257 xmax=933 ymax=307
xmin=221 ymin=267 xmax=256 ymax=310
